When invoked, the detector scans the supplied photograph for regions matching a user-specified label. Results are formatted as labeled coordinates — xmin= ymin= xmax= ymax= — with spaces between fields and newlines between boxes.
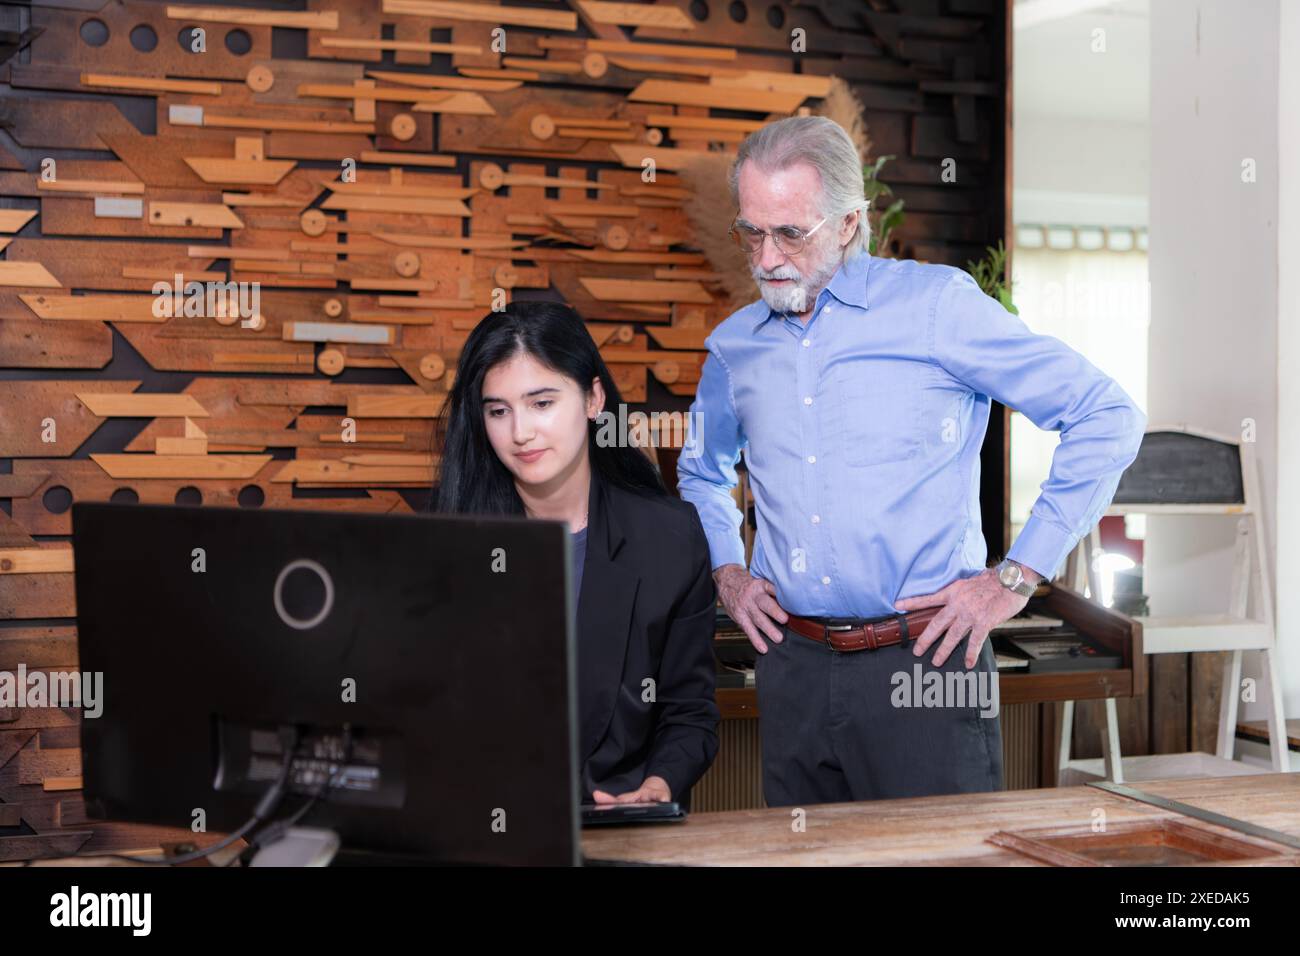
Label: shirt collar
xmin=752 ymin=251 xmax=872 ymax=332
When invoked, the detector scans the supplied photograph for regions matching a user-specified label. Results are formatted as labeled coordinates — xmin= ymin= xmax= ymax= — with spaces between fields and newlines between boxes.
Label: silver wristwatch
xmin=995 ymin=559 xmax=1037 ymax=597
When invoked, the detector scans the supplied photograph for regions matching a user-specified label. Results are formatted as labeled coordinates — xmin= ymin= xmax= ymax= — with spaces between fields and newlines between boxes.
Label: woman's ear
xmin=587 ymin=376 xmax=606 ymax=420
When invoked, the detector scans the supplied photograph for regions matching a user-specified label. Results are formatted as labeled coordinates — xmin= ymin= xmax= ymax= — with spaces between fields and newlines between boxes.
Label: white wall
xmin=1015 ymin=116 xmax=1150 ymax=227
xmin=1276 ymin=0 xmax=1300 ymax=720
xmin=1147 ymin=0 xmax=1289 ymax=720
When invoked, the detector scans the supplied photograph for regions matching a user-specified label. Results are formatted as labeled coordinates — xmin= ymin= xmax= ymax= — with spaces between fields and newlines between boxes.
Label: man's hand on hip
xmin=895 ymin=565 xmax=1040 ymax=668
xmin=714 ymin=564 xmax=788 ymax=654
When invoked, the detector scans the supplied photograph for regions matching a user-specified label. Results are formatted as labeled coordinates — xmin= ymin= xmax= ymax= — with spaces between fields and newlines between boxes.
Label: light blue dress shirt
xmin=676 ymin=251 xmax=1147 ymax=619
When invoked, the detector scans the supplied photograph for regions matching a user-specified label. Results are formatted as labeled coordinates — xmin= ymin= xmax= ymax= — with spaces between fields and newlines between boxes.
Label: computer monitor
xmin=71 ymin=501 xmax=580 ymax=865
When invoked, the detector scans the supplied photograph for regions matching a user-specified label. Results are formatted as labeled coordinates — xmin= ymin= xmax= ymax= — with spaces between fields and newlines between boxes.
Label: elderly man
xmin=677 ymin=115 xmax=1147 ymax=806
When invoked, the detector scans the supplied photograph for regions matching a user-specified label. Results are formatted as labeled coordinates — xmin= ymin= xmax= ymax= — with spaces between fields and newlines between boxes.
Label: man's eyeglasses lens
xmin=731 ymin=224 xmax=810 ymax=255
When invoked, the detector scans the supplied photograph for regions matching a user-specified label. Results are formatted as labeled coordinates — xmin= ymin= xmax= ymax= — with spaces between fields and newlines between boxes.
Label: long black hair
xmin=430 ymin=300 xmax=666 ymax=515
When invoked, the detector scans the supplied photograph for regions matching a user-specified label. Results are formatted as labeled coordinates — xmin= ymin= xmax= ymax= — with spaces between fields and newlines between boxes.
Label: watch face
xmin=998 ymin=563 xmax=1020 ymax=587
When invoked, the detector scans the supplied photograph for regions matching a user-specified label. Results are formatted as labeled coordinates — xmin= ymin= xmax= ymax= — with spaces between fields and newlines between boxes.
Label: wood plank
xmin=580 ymin=277 xmax=712 ymax=303
xmin=608 ymin=142 xmax=724 ymax=170
xmin=577 ymin=1 xmax=695 ymax=30
xmin=320 ymin=194 xmax=471 ymax=216
xmin=187 ymin=245 xmax=289 ymax=261
xmin=164 ymin=5 xmax=339 ymax=29
xmin=358 ymin=151 xmax=458 ymax=168
xmin=381 ymin=0 xmax=577 ymax=30
xmin=75 ymin=393 xmax=210 ymax=418
xmin=501 ymin=57 xmax=583 ymax=74
xmin=709 ymin=71 xmax=833 ymax=98
xmin=0 ymin=210 xmax=38 ymax=233
xmin=89 ymin=454 xmax=272 ymax=479
xmin=457 ymin=67 xmax=540 ymax=80
xmin=607 ymin=56 xmax=730 ymax=78
xmin=645 ymin=113 xmax=764 ymax=133
xmin=323 ymin=181 xmax=476 ymax=199
xmin=627 ymin=79 xmax=804 ymax=112
xmin=574 ymin=38 xmax=738 ymax=60
xmin=0 ymin=547 xmax=75 ymax=575
xmin=269 ymin=460 xmax=432 ymax=485
xmin=0 ymin=262 xmax=62 ymax=288
xmin=365 ymin=70 xmax=519 ymax=92
xmin=147 ymin=202 xmax=244 ymax=229
xmin=183 ymin=157 xmax=296 ymax=185
xmin=155 ymin=436 xmax=209 ymax=455
xmin=347 ymin=392 xmax=445 ymax=418
xmin=407 ymin=93 xmax=497 ymax=115
xmin=297 ymin=82 xmax=461 ymax=105
xmin=80 ymin=73 xmax=222 ymax=96
xmin=36 ymin=179 xmax=145 ymax=195
xmin=177 ymin=110 xmax=375 ymax=135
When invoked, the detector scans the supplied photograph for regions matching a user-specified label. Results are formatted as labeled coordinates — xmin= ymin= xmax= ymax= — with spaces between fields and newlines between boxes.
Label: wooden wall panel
xmin=0 ymin=0 xmax=1008 ymax=860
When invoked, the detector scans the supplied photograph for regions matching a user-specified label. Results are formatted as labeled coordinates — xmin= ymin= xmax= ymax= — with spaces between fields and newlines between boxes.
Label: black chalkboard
xmin=1112 ymin=431 xmax=1244 ymax=505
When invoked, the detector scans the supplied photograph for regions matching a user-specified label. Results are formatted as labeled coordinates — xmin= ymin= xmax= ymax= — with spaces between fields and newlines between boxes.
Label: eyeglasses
xmin=728 ymin=216 xmax=827 ymax=256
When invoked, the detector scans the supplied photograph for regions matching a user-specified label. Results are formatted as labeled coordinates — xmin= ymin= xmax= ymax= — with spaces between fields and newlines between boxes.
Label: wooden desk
xmin=581 ymin=773 xmax=1300 ymax=866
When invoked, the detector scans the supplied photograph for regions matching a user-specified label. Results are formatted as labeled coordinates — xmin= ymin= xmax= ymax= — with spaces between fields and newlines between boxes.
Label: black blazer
xmin=576 ymin=470 xmax=721 ymax=804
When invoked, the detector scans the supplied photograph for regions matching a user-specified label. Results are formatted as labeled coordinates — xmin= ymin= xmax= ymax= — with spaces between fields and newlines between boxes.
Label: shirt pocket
xmin=835 ymin=365 xmax=922 ymax=467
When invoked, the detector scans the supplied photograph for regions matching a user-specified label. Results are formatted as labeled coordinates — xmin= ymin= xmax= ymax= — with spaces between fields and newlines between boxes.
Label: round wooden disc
xmin=614 ymin=324 xmax=634 ymax=343
xmin=246 ymin=65 xmax=274 ymax=93
xmin=419 ymin=353 xmax=446 ymax=381
xmin=645 ymin=127 xmax=664 ymax=146
xmin=241 ymin=312 xmax=266 ymax=332
xmin=602 ymin=223 xmax=630 ymax=251
xmin=214 ymin=305 xmax=238 ymax=327
xmin=582 ymin=52 xmax=607 ymax=78
xmin=653 ymin=360 xmax=680 ymax=384
xmin=300 ymin=209 xmax=327 ymax=237
xmin=529 ymin=113 xmax=555 ymax=140
xmin=389 ymin=113 xmax=417 ymax=141
xmin=394 ymin=250 xmax=421 ymax=277
xmin=478 ymin=162 xmax=505 ymax=191
xmin=318 ymin=348 xmax=345 ymax=376
xmin=323 ymin=297 xmax=343 ymax=317
xmin=493 ymin=264 xmax=518 ymax=289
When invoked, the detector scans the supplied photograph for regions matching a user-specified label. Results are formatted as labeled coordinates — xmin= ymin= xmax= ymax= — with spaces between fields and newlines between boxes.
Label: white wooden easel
xmin=1057 ymin=425 xmax=1290 ymax=783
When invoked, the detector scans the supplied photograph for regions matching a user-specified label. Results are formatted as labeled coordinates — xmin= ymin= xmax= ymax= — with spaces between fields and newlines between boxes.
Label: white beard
xmin=752 ymin=244 xmax=843 ymax=316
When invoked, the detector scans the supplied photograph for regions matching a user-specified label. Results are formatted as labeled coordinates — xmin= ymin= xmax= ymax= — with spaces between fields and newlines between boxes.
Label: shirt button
xmin=807 ymin=455 xmax=816 ymax=464
xmin=801 ymin=338 xmax=811 ymax=348
xmin=811 ymin=515 xmax=821 ymax=524
xmin=821 ymin=576 xmax=831 ymax=585
xmin=803 ymin=396 xmax=813 ymax=405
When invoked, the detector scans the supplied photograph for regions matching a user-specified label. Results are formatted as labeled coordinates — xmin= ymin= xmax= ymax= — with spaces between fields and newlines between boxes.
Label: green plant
xmin=966 ymin=240 xmax=1018 ymax=314
xmin=863 ymin=155 xmax=904 ymax=256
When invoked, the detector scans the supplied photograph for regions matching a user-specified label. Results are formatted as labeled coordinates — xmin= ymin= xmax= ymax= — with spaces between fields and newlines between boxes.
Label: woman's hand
xmin=591 ymin=775 xmax=672 ymax=804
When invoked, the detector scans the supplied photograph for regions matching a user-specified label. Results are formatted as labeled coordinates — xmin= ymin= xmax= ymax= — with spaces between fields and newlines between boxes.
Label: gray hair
xmin=728 ymin=115 xmax=871 ymax=261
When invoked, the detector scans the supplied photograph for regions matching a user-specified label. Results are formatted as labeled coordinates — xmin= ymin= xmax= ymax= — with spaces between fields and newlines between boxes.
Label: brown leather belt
xmin=785 ymin=606 xmax=944 ymax=653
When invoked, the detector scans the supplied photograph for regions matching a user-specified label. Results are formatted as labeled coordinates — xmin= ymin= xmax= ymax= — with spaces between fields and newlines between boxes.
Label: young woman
xmin=431 ymin=300 xmax=719 ymax=806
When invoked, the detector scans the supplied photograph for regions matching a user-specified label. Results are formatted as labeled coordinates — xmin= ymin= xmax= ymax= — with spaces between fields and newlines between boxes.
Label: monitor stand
xmin=248 ymin=827 xmax=340 ymax=867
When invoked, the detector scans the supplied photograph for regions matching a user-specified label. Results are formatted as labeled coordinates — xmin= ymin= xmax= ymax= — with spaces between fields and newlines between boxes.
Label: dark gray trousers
xmin=755 ymin=623 xmax=1003 ymax=806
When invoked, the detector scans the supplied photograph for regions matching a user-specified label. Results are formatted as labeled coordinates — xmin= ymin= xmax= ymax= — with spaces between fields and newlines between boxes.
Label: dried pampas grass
xmin=815 ymin=76 xmax=872 ymax=165
xmin=678 ymin=151 xmax=758 ymax=312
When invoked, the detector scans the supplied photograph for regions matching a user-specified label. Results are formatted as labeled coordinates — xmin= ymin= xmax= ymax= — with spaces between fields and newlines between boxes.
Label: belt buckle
xmin=823 ymin=619 xmax=856 ymax=651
